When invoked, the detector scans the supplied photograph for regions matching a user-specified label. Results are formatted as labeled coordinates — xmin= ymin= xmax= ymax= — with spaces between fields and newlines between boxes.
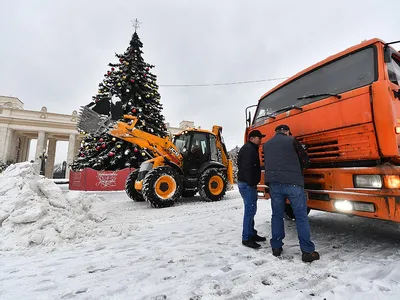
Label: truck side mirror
xmin=384 ymin=46 xmax=392 ymax=63
xmin=245 ymin=104 xmax=257 ymax=128
xmin=246 ymin=111 xmax=251 ymax=128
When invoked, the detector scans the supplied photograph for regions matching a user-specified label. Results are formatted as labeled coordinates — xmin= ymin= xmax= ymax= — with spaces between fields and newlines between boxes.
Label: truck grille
xmin=304 ymin=173 xmax=325 ymax=190
xmin=298 ymin=123 xmax=379 ymax=162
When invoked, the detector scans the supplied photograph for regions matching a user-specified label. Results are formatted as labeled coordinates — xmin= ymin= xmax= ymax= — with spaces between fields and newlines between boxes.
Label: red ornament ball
xmin=107 ymin=71 xmax=111 ymax=75
xmin=81 ymin=154 xmax=85 ymax=157
xmin=132 ymin=108 xmax=136 ymax=113
xmin=144 ymin=74 xmax=147 ymax=77
xmin=130 ymin=79 xmax=135 ymax=83
xmin=96 ymin=146 xmax=100 ymax=151
xmin=111 ymin=67 xmax=115 ymax=71
xmin=134 ymin=148 xmax=138 ymax=153
xmin=108 ymin=152 xmax=115 ymax=157
xmin=101 ymin=143 xmax=106 ymax=149
xmin=99 ymin=138 xmax=104 ymax=142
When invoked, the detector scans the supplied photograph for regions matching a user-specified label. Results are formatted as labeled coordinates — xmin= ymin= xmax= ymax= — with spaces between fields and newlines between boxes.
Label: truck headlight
xmin=353 ymin=175 xmax=382 ymax=188
xmin=334 ymin=200 xmax=353 ymax=212
xmin=384 ymin=175 xmax=400 ymax=189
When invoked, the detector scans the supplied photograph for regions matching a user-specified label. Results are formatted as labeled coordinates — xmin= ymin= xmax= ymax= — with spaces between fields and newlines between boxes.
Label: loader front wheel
xmin=142 ymin=167 xmax=182 ymax=208
xmin=125 ymin=169 xmax=144 ymax=202
xmin=198 ymin=168 xmax=227 ymax=201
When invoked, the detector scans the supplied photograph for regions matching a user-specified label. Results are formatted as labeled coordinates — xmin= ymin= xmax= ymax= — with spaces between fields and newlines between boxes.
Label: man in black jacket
xmin=237 ymin=129 xmax=267 ymax=249
xmin=263 ymin=124 xmax=320 ymax=263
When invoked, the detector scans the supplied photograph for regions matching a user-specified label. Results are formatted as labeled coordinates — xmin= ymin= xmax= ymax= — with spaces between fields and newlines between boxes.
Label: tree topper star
xmin=131 ymin=18 xmax=141 ymax=32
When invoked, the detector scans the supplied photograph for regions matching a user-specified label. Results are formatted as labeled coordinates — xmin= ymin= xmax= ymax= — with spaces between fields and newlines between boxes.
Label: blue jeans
xmin=238 ymin=181 xmax=258 ymax=241
xmin=269 ymin=182 xmax=315 ymax=253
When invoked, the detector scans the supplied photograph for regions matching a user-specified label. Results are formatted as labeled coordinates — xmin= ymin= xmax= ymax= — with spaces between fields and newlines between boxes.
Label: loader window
xmin=190 ymin=133 xmax=209 ymax=156
xmin=254 ymin=46 xmax=377 ymax=122
xmin=210 ymin=135 xmax=218 ymax=161
xmin=173 ymin=134 xmax=190 ymax=152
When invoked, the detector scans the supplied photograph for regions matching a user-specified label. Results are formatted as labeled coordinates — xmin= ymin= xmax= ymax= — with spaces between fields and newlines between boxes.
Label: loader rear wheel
xmin=198 ymin=168 xmax=227 ymax=201
xmin=125 ymin=169 xmax=144 ymax=202
xmin=142 ymin=166 xmax=182 ymax=208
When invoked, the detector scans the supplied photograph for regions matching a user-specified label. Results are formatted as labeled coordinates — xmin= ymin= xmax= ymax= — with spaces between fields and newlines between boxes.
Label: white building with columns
xmin=0 ymin=96 xmax=81 ymax=178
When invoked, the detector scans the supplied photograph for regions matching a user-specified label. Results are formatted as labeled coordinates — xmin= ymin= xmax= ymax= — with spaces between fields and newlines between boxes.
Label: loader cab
xmin=173 ymin=131 xmax=220 ymax=176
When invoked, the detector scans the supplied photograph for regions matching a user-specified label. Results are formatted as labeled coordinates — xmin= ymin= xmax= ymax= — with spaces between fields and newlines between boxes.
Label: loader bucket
xmin=77 ymin=106 xmax=115 ymax=135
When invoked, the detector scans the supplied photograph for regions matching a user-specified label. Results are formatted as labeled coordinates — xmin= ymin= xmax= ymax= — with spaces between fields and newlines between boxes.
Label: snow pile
xmin=0 ymin=162 xmax=107 ymax=250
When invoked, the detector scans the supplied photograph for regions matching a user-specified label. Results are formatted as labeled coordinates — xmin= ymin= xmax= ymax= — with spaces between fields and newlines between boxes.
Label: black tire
xmin=198 ymin=168 xmax=227 ymax=201
xmin=182 ymin=190 xmax=197 ymax=197
xmin=125 ymin=169 xmax=144 ymax=202
xmin=142 ymin=166 xmax=183 ymax=208
xmin=284 ymin=204 xmax=311 ymax=220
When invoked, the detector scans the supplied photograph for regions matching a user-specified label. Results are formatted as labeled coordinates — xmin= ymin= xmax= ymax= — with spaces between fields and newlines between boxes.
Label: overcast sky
xmin=1 ymin=0 xmax=399 ymax=162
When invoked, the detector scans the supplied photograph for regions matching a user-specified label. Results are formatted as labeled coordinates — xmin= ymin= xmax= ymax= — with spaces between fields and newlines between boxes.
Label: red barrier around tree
xmin=69 ymin=168 xmax=133 ymax=191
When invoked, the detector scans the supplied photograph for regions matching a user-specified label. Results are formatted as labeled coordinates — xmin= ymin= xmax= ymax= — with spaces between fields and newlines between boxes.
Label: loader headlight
xmin=353 ymin=175 xmax=382 ymax=189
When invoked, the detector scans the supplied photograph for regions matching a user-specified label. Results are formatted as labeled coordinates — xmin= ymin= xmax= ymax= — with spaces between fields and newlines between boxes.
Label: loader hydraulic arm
xmin=212 ymin=125 xmax=229 ymax=166
xmin=212 ymin=125 xmax=234 ymax=185
xmin=109 ymin=115 xmax=183 ymax=166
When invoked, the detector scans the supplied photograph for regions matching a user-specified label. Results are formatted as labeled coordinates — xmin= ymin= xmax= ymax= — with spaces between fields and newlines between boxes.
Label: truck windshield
xmin=387 ymin=54 xmax=400 ymax=86
xmin=254 ymin=46 xmax=377 ymax=123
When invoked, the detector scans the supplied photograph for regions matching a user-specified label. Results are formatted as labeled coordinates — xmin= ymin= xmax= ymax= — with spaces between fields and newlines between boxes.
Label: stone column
xmin=0 ymin=128 xmax=8 ymax=163
xmin=18 ymin=136 xmax=30 ymax=162
xmin=1 ymin=128 xmax=15 ymax=163
xmin=66 ymin=133 xmax=76 ymax=179
xmin=45 ymin=138 xmax=57 ymax=178
xmin=24 ymin=138 xmax=31 ymax=162
xmin=35 ymin=131 xmax=47 ymax=161
xmin=75 ymin=136 xmax=83 ymax=156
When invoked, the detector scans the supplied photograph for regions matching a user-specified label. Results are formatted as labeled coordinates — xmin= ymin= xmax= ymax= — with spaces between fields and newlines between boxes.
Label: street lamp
xmin=39 ymin=149 xmax=48 ymax=176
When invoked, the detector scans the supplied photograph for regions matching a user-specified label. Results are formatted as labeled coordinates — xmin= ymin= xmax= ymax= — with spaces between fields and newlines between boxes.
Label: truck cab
xmin=248 ymin=38 xmax=400 ymax=222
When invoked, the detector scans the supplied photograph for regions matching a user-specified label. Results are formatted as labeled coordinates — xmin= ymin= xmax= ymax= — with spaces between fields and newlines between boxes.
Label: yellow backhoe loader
xmin=77 ymin=107 xmax=233 ymax=208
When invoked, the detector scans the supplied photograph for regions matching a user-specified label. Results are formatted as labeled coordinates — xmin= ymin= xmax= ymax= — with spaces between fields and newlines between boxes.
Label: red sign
xmin=69 ymin=168 xmax=133 ymax=191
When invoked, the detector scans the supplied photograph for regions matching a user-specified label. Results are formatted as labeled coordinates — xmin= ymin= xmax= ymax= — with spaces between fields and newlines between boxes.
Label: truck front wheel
xmin=284 ymin=204 xmax=311 ymax=220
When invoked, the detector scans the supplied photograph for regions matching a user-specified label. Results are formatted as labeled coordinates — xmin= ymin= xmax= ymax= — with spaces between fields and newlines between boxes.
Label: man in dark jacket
xmin=263 ymin=124 xmax=320 ymax=263
xmin=237 ymin=129 xmax=267 ymax=249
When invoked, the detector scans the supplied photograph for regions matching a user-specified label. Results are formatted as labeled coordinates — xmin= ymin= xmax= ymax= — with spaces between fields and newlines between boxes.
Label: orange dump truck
xmin=246 ymin=38 xmax=400 ymax=222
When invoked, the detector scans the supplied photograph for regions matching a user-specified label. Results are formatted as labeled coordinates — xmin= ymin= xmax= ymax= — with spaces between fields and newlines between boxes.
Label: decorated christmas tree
xmin=71 ymin=20 xmax=167 ymax=171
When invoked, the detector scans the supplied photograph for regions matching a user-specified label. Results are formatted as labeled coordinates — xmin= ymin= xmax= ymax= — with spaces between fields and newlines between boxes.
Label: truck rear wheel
xmin=284 ymin=204 xmax=311 ymax=220
xmin=198 ymin=168 xmax=227 ymax=201
xmin=125 ymin=169 xmax=144 ymax=202
xmin=142 ymin=166 xmax=182 ymax=208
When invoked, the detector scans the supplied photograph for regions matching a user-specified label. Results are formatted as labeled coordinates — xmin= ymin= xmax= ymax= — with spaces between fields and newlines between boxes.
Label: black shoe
xmin=302 ymin=251 xmax=320 ymax=263
xmin=272 ymin=247 xmax=283 ymax=257
xmin=242 ymin=240 xmax=261 ymax=249
xmin=252 ymin=235 xmax=267 ymax=242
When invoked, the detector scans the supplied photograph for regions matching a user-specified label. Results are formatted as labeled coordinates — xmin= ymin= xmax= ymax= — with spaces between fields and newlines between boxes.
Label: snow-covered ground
xmin=1 ymin=163 xmax=400 ymax=299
